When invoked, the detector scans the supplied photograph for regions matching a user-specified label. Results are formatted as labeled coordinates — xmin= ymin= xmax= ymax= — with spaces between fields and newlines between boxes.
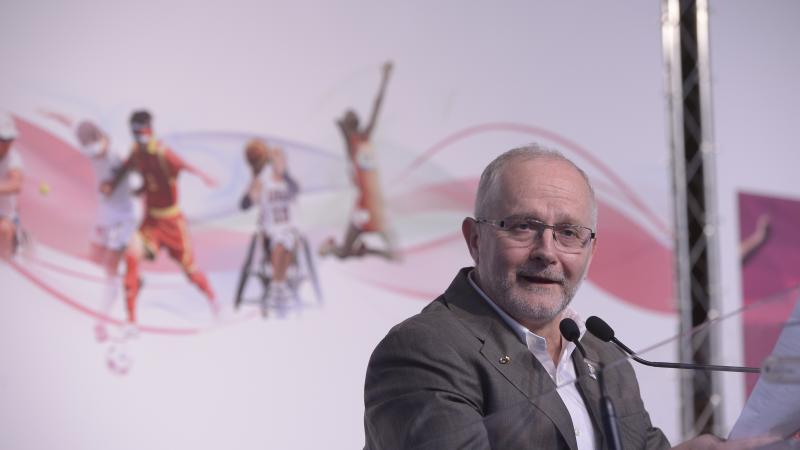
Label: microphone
xmin=559 ymin=318 xmax=623 ymax=450
xmin=559 ymin=317 xmax=587 ymax=359
xmin=585 ymin=316 xmax=761 ymax=373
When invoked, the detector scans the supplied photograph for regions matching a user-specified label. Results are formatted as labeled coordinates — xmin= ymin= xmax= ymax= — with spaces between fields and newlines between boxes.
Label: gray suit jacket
xmin=364 ymin=268 xmax=670 ymax=450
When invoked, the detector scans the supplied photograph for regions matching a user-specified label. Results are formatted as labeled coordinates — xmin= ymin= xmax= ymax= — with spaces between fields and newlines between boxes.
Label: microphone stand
xmin=597 ymin=366 xmax=624 ymax=450
xmin=585 ymin=315 xmax=761 ymax=374
xmin=560 ymin=318 xmax=624 ymax=450
xmin=612 ymin=333 xmax=759 ymax=374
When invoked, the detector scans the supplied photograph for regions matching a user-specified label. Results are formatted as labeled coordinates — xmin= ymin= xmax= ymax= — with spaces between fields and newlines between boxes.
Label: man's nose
xmin=528 ymin=228 xmax=558 ymax=263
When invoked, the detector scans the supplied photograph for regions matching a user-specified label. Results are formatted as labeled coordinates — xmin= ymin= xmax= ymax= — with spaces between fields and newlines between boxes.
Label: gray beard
xmin=498 ymin=279 xmax=575 ymax=325
xmin=476 ymin=262 xmax=590 ymax=328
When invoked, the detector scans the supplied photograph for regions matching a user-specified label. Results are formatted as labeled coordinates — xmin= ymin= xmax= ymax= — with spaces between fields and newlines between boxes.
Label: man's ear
xmin=462 ymin=217 xmax=479 ymax=264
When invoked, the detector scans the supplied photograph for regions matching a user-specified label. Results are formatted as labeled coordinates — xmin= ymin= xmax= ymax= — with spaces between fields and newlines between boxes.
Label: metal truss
xmin=662 ymin=0 xmax=723 ymax=438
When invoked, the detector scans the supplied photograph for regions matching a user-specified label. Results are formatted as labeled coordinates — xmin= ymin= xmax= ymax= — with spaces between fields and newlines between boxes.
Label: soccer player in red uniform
xmin=103 ymin=110 xmax=218 ymax=320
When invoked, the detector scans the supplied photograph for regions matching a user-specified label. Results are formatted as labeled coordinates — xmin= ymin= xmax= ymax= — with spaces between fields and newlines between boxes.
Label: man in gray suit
xmin=364 ymin=146 xmax=766 ymax=450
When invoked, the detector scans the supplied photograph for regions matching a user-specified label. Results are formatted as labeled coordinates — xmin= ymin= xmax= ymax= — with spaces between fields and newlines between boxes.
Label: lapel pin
xmin=499 ymin=355 xmax=511 ymax=364
xmin=586 ymin=361 xmax=598 ymax=380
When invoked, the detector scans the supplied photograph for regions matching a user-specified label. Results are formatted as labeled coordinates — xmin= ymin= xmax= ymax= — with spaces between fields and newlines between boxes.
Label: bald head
xmin=474 ymin=144 xmax=597 ymax=228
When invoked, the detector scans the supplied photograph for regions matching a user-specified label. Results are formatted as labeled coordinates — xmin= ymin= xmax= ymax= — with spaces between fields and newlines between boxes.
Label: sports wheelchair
xmin=233 ymin=229 xmax=322 ymax=318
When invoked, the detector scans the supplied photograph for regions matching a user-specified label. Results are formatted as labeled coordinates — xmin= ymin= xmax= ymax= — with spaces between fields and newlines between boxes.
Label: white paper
xmin=729 ymin=297 xmax=800 ymax=441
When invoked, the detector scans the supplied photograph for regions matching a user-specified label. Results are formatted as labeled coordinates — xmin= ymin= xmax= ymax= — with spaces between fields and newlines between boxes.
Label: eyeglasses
xmin=476 ymin=216 xmax=595 ymax=253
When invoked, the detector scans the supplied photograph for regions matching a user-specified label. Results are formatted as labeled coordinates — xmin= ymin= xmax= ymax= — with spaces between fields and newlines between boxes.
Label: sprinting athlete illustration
xmin=77 ymin=120 xmax=140 ymax=339
xmin=241 ymin=140 xmax=300 ymax=304
xmin=319 ymin=61 xmax=398 ymax=260
xmin=0 ymin=112 xmax=23 ymax=261
xmin=41 ymin=110 xmax=140 ymax=340
xmin=102 ymin=110 xmax=219 ymax=319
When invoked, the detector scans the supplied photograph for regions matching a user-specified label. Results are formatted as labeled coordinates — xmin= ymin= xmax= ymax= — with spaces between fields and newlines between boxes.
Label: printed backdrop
xmin=1 ymin=1 xmax=798 ymax=448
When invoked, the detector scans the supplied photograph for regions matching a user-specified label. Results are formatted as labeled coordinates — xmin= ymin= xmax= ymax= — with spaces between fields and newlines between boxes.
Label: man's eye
xmin=558 ymin=228 xmax=578 ymax=238
xmin=509 ymin=222 xmax=532 ymax=231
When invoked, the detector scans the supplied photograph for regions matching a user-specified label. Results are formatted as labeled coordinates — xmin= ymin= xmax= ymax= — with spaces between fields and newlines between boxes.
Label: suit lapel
xmin=443 ymin=268 xmax=579 ymax=450
xmin=573 ymin=337 xmax=606 ymax=450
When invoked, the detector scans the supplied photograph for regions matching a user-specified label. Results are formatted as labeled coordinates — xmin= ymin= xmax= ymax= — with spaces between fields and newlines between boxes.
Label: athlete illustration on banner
xmin=40 ymin=111 xmax=140 ymax=343
xmin=319 ymin=61 xmax=398 ymax=260
xmin=0 ymin=112 xmax=24 ymax=261
xmin=76 ymin=120 xmax=142 ymax=341
xmin=740 ymin=214 xmax=772 ymax=265
xmin=102 ymin=110 xmax=219 ymax=322
xmin=235 ymin=139 xmax=321 ymax=316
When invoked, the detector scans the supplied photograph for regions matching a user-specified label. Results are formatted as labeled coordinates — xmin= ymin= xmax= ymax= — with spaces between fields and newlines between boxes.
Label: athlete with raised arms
xmin=319 ymin=61 xmax=398 ymax=260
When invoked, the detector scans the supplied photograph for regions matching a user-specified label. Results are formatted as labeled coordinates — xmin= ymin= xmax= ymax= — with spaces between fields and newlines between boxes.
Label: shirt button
xmin=575 ymin=428 xmax=581 ymax=436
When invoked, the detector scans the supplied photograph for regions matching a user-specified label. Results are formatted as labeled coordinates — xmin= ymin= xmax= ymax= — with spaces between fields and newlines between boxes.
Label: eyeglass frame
xmin=475 ymin=216 xmax=596 ymax=252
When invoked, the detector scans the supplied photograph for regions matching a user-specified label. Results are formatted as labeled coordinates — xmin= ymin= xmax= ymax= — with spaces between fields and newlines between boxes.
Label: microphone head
xmin=559 ymin=318 xmax=581 ymax=343
xmin=586 ymin=316 xmax=615 ymax=342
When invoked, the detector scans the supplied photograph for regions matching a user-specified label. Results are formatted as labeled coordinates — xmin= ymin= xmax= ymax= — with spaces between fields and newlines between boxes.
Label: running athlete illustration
xmin=319 ymin=61 xmax=398 ymax=260
xmin=102 ymin=110 xmax=219 ymax=319
xmin=41 ymin=111 xmax=139 ymax=340
xmin=240 ymin=140 xmax=300 ymax=304
xmin=0 ymin=112 xmax=23 ymax=261
xmin=78 ymin=120 xmax=140 ymax=339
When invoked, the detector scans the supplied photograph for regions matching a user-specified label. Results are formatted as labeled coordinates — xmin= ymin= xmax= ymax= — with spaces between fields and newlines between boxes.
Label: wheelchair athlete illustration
xmin=234 ymin=140 xmax=321 ymax=316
